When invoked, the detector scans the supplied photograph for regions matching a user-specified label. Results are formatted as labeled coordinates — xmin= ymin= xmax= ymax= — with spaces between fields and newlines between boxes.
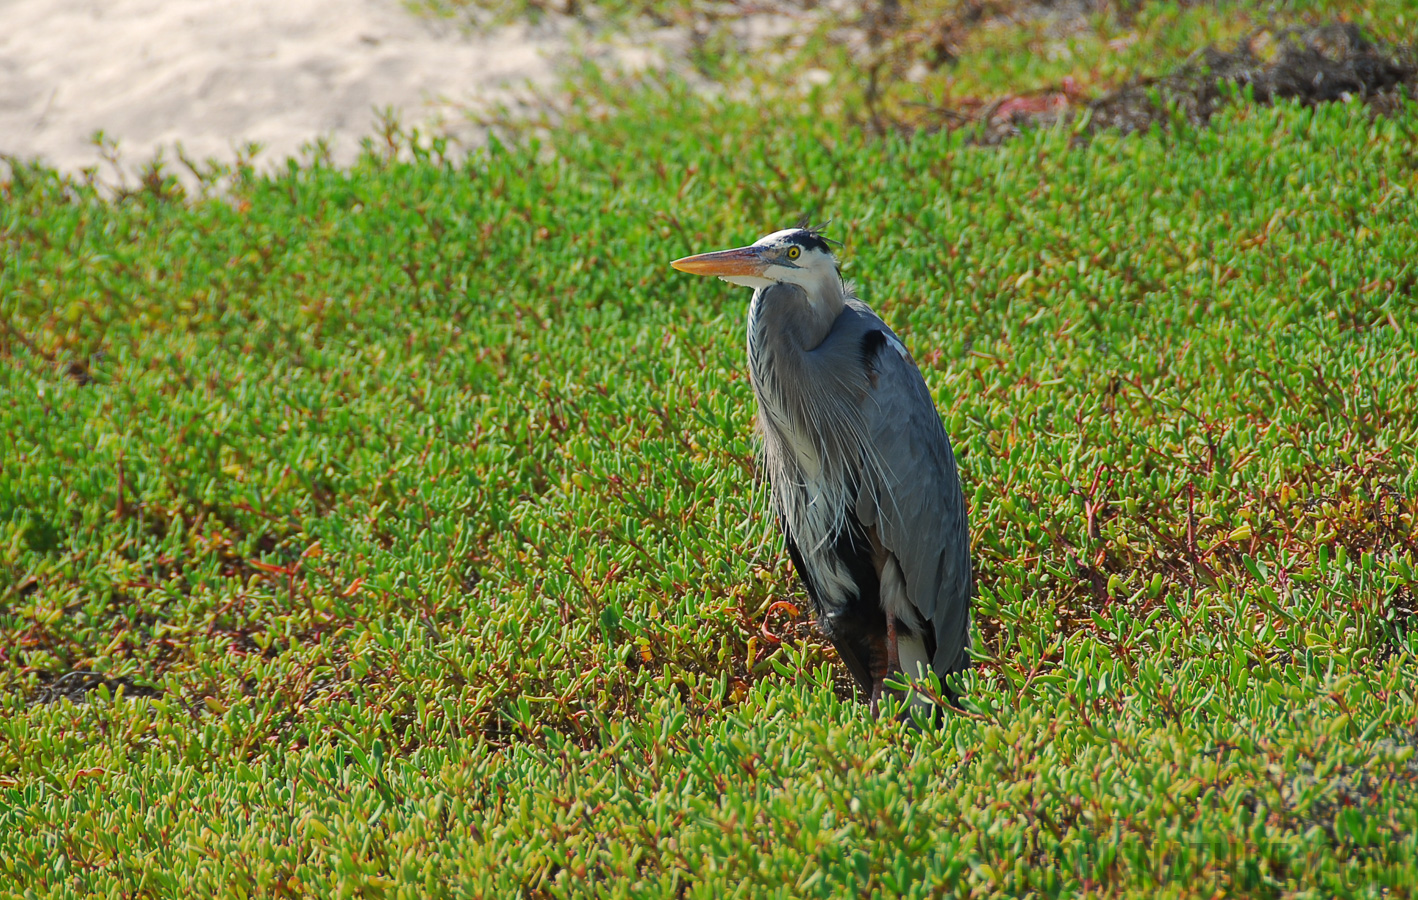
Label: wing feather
xmin=850 ymin=309 xmax=973 ymax=679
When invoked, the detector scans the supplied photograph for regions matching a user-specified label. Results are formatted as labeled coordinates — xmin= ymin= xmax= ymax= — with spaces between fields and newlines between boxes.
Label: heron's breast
xmin=749 ymin=365 xmax=823 ymax=480
xmin=768 ymin=412 xmax=823 ymax=479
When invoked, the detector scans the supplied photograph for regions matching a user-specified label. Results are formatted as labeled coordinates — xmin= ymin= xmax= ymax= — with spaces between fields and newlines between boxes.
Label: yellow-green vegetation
xmin=4 ymin=7 xmax=1418 ymax=897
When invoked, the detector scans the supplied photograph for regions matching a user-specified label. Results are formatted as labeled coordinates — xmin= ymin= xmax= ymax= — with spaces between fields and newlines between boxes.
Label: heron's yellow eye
xmin=787 ymin=246 xmax=801 ymax=260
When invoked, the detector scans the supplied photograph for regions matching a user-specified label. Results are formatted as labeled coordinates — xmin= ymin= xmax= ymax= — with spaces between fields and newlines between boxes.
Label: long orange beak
xmin=670 ymin=246 xmax=767 ymax=278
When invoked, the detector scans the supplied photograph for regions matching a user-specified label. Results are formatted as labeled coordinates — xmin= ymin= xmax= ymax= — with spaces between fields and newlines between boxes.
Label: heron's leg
xmin=885 ymin=615 xmax=901 ymax=679
xmin=869 ymin=617 xmax=901 ymax=718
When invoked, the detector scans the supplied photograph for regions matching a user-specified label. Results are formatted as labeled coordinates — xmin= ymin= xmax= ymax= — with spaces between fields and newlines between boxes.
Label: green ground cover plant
xmin=3 ymin=13 xmax=1418 ymax=898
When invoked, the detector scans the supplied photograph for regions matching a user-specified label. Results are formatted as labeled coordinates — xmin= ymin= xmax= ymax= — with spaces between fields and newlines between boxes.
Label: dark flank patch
xmin=859 ymin=330 xmax=887 ymax=369
xmin=860 ymin=330 xmax=887 ymax=387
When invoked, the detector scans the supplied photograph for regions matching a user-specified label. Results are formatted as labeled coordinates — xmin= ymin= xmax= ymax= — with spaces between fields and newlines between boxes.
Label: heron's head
xmin=672 ymin=227 xmax=843 ymax=298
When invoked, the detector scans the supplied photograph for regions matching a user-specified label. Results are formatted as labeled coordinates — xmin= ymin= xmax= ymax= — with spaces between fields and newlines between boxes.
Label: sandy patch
xmin=0 ymin=0 xmax=633 ymax=178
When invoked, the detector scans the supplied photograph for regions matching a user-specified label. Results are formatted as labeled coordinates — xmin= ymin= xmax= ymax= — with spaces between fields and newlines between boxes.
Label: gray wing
xmin=850 ymin=309 xmax=973 ymax=679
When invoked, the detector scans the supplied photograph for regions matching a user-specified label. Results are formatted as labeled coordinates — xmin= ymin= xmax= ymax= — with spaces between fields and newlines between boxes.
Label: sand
xmin=0 ymin=0 xmax=629 ymax=178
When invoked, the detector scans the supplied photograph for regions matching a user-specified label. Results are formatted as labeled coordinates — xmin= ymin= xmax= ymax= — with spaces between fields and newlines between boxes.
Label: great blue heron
xmin=672 ymin=226 xmax=972 ymax=715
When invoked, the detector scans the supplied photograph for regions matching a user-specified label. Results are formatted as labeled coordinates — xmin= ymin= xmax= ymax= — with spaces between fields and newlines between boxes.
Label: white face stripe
xmin=752 ymin=228 xmax=807 ymax=247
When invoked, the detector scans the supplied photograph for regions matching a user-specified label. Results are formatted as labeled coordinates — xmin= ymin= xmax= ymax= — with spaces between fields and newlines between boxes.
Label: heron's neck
xmin=744 ymin=276 xmax=860 ymax=501
xmin=752 ymin=274 xmax=847 ymax=351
